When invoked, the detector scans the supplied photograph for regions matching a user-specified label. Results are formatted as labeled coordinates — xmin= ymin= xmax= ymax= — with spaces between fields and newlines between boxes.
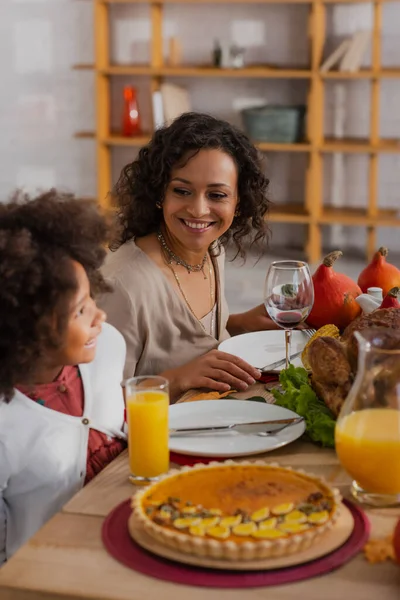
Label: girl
xmin=0 ymin=190 xmax=127 ymax=563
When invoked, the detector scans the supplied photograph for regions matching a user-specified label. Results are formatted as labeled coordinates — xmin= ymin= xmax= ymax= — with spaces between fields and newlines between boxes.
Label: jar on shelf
xmin=122 ymin=86 xmax=141 ymax=137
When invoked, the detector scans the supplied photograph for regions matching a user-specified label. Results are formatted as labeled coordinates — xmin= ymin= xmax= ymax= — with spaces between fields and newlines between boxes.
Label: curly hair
xmin=111 ymin=112 xmax=270 ymax=257
xmin=0 ymin=190 xmax=111 ymax=401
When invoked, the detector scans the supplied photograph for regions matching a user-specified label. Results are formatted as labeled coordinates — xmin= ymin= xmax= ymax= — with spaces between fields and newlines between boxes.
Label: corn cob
xmin=302 ymin=324 xmax=340 ymax=370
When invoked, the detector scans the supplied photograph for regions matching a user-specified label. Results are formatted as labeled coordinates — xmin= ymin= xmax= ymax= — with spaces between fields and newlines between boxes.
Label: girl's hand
xmin=162 ymin=350 xmax=261 ymax=401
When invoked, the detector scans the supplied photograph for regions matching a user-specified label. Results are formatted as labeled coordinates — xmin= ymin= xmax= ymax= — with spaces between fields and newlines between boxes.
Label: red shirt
xmin=17 ymin=366 xmax=126 ymax=484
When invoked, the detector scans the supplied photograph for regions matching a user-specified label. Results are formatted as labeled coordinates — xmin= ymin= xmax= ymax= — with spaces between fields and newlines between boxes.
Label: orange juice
xmin=127 ymin=390 xmax=169 ymax=479
xmin=335 ymin=408 xmax=400 ymax=494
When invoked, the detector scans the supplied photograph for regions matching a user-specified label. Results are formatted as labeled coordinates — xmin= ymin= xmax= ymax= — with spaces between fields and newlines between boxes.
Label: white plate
xmin=169 ymin=400 xmax=305 ymax=457
xmin=218 ymin=329 xmax=308 ymax=371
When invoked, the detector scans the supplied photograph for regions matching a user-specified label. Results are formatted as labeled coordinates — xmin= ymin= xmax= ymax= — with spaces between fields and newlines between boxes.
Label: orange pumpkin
xmin=307 ymin=251 xmax=362 ymax=331
xmin=358 ymin=247 xmax=400 ymax=297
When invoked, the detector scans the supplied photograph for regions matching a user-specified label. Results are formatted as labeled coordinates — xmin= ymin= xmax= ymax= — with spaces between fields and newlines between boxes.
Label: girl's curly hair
xmin=0 ymin=190 xmax=111 ymax=401
xmin=111 ymin=112 xmax=270 ymax=257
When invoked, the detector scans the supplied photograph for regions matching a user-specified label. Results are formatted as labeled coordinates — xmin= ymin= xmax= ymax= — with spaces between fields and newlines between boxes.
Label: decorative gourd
xmin=380 ymin=287 xmax=400 ymax=309
xmin=307 ymin=251 xmax=362 ymax=331
xmin=358 ymin=247 xmax=400 ymax=296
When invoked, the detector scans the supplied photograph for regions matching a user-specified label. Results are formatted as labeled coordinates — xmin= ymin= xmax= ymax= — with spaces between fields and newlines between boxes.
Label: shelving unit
xmin=76 ymin=0 xmax=400 ymax=262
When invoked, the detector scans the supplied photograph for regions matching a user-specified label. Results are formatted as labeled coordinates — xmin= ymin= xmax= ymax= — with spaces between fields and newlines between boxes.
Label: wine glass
xmin=264 ymin=261 xmax=314 ymax=369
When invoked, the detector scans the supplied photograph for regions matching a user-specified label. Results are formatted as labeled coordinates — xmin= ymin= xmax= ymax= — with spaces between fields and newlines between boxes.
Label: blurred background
xmin=1 ymin=0 xmax=400 ymax=310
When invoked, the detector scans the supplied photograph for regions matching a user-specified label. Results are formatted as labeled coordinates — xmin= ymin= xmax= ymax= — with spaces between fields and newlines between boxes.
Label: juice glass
xmin=335 ymin=329 xmax=400 ymax=507
xmin=125 ymin=376 xmax=169 ymax=485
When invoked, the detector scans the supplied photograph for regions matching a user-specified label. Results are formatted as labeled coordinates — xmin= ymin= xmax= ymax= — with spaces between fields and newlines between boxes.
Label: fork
xmin=304 ymin=328 xmax=317 ymax=339
xmin=258 ymin=328 xmax=316 ymax=372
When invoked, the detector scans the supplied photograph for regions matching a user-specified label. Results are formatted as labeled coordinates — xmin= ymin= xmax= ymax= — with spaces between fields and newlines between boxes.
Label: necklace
xmin=165 ymin=254 xmax=216 ymax=336
xmin=157 ymin=230 xmax=208 ymax=279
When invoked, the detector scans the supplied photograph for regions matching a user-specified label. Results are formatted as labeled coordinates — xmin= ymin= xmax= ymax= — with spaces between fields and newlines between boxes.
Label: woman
xmin=101 ymin=112 xmax=277 ymax=401
xmin=0 ymin=191 xmax=126 ymax=562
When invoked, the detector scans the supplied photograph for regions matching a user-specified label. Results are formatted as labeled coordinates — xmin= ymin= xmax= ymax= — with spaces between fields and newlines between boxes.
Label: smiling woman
xmin=100 ymin=112 xmax=276 ymax=401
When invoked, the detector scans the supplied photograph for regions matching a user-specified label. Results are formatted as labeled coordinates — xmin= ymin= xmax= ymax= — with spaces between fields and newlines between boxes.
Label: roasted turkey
xmin=307 ymin=308 xmax=400 ymax=417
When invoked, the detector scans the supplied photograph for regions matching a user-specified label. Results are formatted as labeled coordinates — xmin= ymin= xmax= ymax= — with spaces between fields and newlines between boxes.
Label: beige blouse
xmin=99 ymin=240 xmax=230 ymax=380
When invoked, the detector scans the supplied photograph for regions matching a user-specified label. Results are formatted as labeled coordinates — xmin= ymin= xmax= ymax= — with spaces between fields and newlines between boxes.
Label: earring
xmin=234 ymin=209 xmax=241 ymax=217
xmin=156 ymin=201 xmax=162 ymax=209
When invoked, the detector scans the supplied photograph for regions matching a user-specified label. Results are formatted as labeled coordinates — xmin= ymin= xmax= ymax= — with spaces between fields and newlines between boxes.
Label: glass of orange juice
xmin=335 ymin=328 xmax=400 ymax=507
xmin=124 ymin=376 xmax=170 ymax=485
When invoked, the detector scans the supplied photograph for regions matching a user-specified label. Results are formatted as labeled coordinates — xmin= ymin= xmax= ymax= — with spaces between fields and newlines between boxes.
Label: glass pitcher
xmin=335 ymin=327 xmax=400 ymax=507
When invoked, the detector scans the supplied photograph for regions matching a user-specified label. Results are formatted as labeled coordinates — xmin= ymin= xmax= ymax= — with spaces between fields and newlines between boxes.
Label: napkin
xmin=257 ymin=373 xmax=280 ymax=385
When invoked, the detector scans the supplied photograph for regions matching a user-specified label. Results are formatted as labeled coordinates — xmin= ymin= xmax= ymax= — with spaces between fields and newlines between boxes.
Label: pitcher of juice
xmin=335 ymin=327 xmax=400 ymax=507
xmin=125 ymin=376 xmax=169 ymax=485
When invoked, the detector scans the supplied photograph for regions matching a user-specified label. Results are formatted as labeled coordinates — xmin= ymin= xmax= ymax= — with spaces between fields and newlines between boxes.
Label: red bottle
xmin=122 ymin=86 xmax=141 ymax=136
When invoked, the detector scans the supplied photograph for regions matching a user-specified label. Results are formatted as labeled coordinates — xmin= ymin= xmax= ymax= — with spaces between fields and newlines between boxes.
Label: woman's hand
xmin=162 ymin=350 xmax=262 ymax=401
xmin=227 ymin=304 xmax=307 ymax=336
xmin=227 ymin=304 xmax=280 ymax=336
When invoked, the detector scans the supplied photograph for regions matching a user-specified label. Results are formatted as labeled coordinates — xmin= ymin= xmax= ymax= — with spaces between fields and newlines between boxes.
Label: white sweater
xmin=0 ymin=323 xmax=127 ymax=564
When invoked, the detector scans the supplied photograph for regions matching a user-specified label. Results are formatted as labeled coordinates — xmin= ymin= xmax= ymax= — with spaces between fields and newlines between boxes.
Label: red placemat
xmin=102 ymin=499 xmax=370 ymax=588
xmin=170 ymin=452 xmax=225 ymax=466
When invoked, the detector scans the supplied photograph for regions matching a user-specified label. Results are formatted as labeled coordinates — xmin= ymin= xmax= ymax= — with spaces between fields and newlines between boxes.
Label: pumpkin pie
xmin=130 ymin=460 xmax=341 ymax=561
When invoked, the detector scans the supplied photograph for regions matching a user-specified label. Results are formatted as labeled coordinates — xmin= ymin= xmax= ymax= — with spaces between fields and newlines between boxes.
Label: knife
xmin=169 ymin=417 xmax=304 ymax=436
xmin=260 ymin=350 xmax=302 ymax=372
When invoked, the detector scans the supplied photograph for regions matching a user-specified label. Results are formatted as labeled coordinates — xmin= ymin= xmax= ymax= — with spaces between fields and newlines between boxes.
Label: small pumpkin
xmin=358 ymin=247 xmax=400 ymax=297
xmin=307 ymin=251 xmax=362 ymax=331
xmin=380 ymin=287 xmax=400 ymax=310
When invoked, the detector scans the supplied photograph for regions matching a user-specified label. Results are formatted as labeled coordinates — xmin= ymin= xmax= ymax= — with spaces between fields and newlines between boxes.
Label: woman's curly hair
xmin=111 ymin=112 xmax=270 ymax=257
xmin=0 ymin=190 xmax=111 ymax=401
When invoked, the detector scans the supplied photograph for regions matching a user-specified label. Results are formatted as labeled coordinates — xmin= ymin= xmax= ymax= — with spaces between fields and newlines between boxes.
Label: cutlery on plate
xmin=169 ymin=417 xmax=304 ymax=436
xmin=259 ymin=350 xmax=302 ymax=372
xmin=258 ymin=329 xmax=316 ymax=371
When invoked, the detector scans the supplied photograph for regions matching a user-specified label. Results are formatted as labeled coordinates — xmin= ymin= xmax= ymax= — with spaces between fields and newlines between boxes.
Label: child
xmin=0 ymin=190 xmax=127 ymax=564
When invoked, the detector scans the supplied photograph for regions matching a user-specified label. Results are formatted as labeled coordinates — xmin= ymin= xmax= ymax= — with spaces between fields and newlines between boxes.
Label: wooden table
xmin=0 ymin=442 xmax=399 ymax=600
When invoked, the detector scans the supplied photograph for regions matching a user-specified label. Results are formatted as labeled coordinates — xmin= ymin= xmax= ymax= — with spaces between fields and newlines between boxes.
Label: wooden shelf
xmin=88 ymin=0 xmax=400 ymax=266
xmin=321 ymin=68 xmax=400 ymax=79
xmin=321 ymin=70 xmax=374 ymax=79
xmin=257 ymin=142 xmax=311 ymax=152
xmin=159 ymin=66 xmax=312 ymax=78
xmin=375 ymin=210 xmax=400 ymax=227
xmin=104 ymin=65 xmax=156 ymax=76
xmin=320 ymin=207 xmax=400 ymax=226
xmin=73 ymin=64 xmax=400 ymax=83
xmin=75 ymin=64 xmax=400 ymax=80
xmin=322 ymin=0 xmax=393 ymax=3
xmin=100 ymin=0 xmax=313 ymax=4
xmin=79 ymin=133 xmax=312 ymax=153
xmin=377 ymin=139 xmax=400 ymax=152
xmin=103 ymin=64 xmax=312 ymax=78
xmin=322 ymin=138 xmax=400 ymax=153
xmin=99 ymin=0 xmax=393 ymax=4
xmin=250 ymin=205 xmax=400 ymax=227
xmin=381 ymin=68 xmax=400 ymax=78
xmin=103 ymin=134 xmax=152 ymax=146
xmin=269 ymin=204 xmax=310 ymax=224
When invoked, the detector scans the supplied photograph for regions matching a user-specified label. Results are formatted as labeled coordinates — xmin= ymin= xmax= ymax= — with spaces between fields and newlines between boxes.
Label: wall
xmin=1 ymin=0 xmax=399 ymax=253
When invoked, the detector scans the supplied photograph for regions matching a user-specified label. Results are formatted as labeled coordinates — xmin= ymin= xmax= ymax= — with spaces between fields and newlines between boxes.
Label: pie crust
xmin=131 ymin=461 xmax=341 ymax=561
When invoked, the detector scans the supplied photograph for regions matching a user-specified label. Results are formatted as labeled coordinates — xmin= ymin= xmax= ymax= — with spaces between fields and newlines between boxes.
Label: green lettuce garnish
xmin=271 ymin=364 xmax=336 ymax=448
